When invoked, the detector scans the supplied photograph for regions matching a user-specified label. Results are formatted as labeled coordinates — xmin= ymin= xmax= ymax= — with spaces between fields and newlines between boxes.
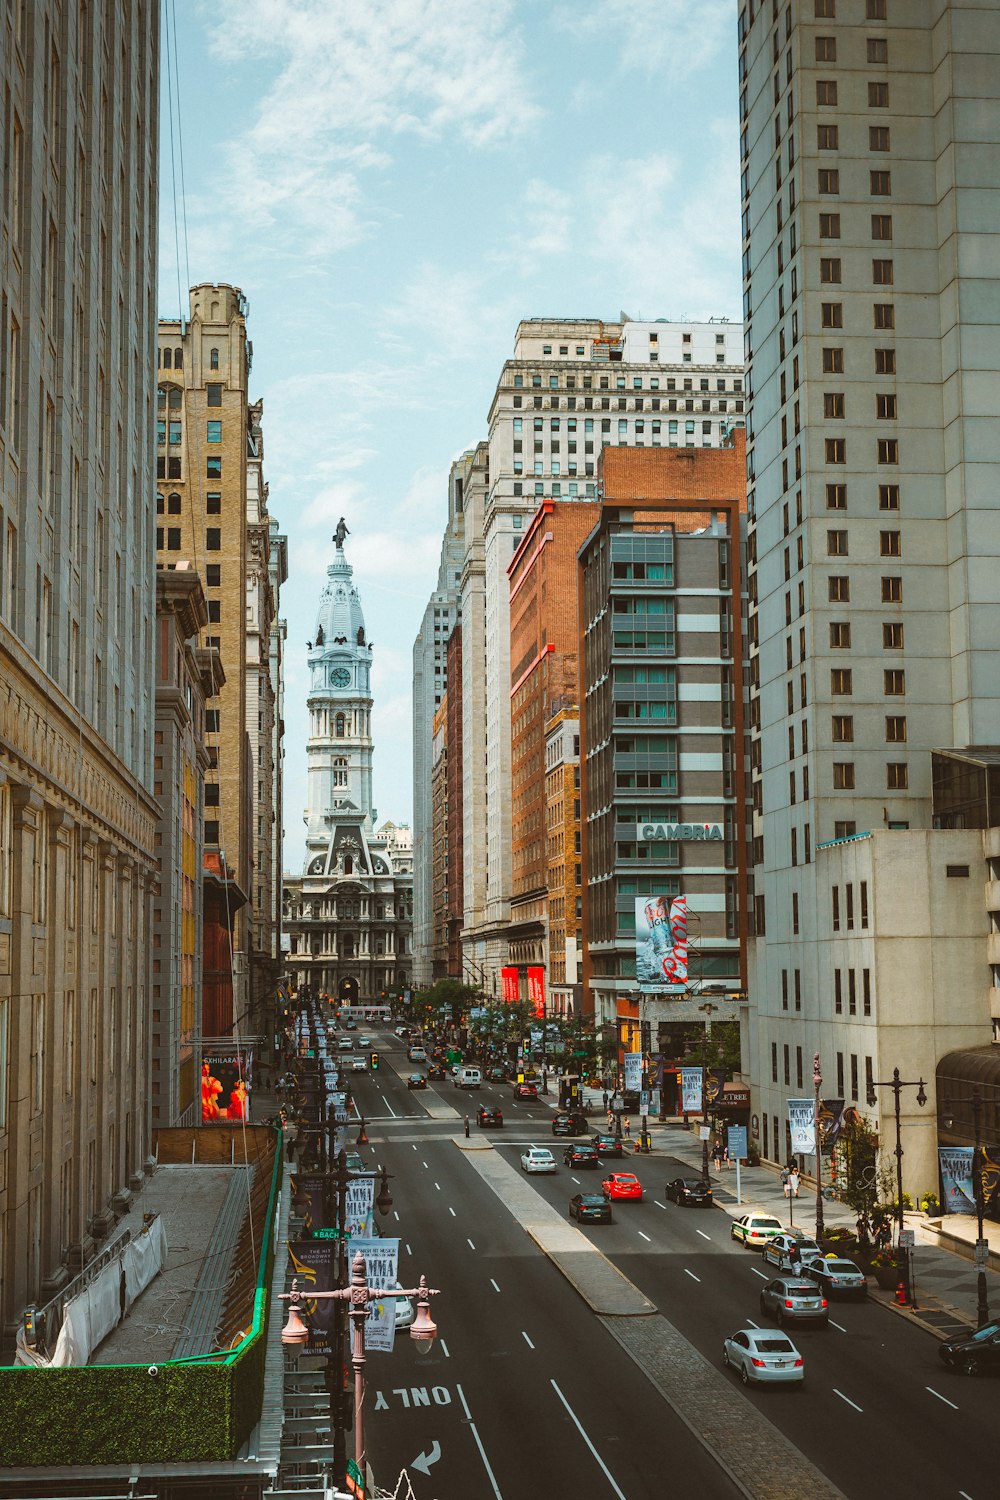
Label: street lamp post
xmin=867 ymin=1066 xmax=927 ymax=1306
xmin=700 ymin=1068 xmax=711 ymax=1188
xmin=942 ymin=1090 xmax=991 ymax=1329
xmin=813 ymin=1053 xmax=825 ymax=1241
xmin=280 ymin=1255 xmax=440 ymax=1488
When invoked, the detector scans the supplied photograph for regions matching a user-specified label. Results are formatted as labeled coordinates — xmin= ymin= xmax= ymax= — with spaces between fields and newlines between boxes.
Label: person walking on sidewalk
xmin=711 ymin=1140 xmax=723 ymax=1174
xmin=623 ymin=1116 xmax=631 ymax=1139
xmin=787 ymin=1166 xmax=800 ymax=1198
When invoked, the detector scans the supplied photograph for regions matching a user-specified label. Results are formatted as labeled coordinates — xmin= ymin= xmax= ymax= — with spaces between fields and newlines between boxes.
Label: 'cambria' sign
xmin=640 ymin=822 xmax=723 ymax=842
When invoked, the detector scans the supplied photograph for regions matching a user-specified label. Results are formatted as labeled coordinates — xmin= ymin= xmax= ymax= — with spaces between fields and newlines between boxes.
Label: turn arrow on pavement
xmin=411 ymin=1439 xmax=441 ymax=1476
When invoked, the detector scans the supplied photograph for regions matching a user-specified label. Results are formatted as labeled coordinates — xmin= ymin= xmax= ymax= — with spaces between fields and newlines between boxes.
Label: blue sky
xmin=158 ymin=0 xmax=743 ymax=872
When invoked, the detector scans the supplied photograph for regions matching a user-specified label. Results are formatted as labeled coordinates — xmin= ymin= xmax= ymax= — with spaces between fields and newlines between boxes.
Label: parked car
xmin=938 ymin=1320 xmax=1000 ymax=1377
xmin=591 ymin=1132 xmax=624 ymax=1159
xmin=552 ymin=1111 xmax=588 ymax=1137
xmin=730 ymin=1213 xmax=785 ymax=1247
xmin=477 ymin=1106 xmax=504 ymax=1129
xmin=563 ymin=1142 xmax=600 ymax=1169
xmin=406 ymin=1073 xmax=427 ymax=1090
xmin=801 ymin=1257 xmax=868 ymax=1299
xmin=759 ymin=1277 xmax=829 ymax=1327
xmin=520 ymin=1147 xmax=557 ymax=1174
xmin=570 ymin=1193 xmax=613 ymax=1224
xmin=602 ymin=1172 xmax=644 ymax=1202
xmin=665 ymin=1176 xmax=714 ymax=1207
xmin=344 ymin=1152 xmax=366 ymax=1173
xmin=513 ymin=1082 xmax=538 ymax=1100
xmin=722 ymin=1328 xmax=804 ymax=1386
xmin=762 ymin=1232 xmax=821 ymax=1270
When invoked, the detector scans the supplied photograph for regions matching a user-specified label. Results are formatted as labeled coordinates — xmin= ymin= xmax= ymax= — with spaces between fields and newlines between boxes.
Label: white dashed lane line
xmin=684 ymin=1269 xmax=701 ymax=1283
xmin=834 ymin=1389 xmax=863 ymax=1413
xmin=926 ymin=1386 xmax=959 ymax=1410
xmin=522 ymin=1331 xmax=535 ymax=1349
xmin=490 ymin=1278 xmax=501 ymax=1293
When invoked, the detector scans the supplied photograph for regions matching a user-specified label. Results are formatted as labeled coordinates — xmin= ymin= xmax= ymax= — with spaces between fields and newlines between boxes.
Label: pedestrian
xmin=781 ymin=1165 xmax=790 ymax=1198
xmin=607 ymin=1109 xmax=615 ymax=1132
xmin=711 ymin=1140 xmax=722 ymax=1174
xmin=787 ymin=1167 xmax=800 ymax=1198
xmin=623 ymin=1116 xmax=631 ymax=1139
xmin=723 ymin=1143 xmax=732 ymax=1170
xmin=855 ymin=1214 xmax=870 ymax=1253
xmin=602 ymin=1090 xmax=609 ymax=1113
xmin=464 ymin=1115 xmax=470 ymax=1139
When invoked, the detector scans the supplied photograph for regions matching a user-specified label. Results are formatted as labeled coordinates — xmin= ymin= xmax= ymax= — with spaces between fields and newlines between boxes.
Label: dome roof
xmin=314 ymin=540 xmax=366 ymax=649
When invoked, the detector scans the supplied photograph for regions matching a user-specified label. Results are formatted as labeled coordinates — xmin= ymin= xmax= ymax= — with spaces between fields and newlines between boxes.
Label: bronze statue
xmin=334 ymin=516 xmax=349 ymax=549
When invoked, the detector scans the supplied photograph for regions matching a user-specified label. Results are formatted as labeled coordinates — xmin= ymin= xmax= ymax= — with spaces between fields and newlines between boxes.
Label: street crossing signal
xmin=370 ymin=1051 xmax=379 ymax=1070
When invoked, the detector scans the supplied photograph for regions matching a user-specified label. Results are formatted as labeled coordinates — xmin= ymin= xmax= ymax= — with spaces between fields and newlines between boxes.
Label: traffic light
xmin=370 ymin=1051 xmax=379 ymax=1070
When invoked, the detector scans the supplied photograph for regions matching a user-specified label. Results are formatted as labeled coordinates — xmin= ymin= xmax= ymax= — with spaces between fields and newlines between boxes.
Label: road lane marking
xmin=381 ymin=1095 xmax=397 ymax=1119
xmin=490 ymin=1278 xmax=501 ymax=1293
xmin=834 ymin=1389 xmax=863 ymax=1412
xmin=571 ymin=1176 xmax=580 ymax=1185
xmin=411 ymin=1144 xmax=417 ymax=1151
xmin=440 ymin=1339 xmax=449 ymax=1358
xmin=750 ymin=1267 xmax=768 ymax=1279
xmin=456 ymin=1383 xmax=503 ymax=1499
xmin=959 ymin=1491 xmax=974 ymax=1499
xmin=654 ymin=1200 xmax=667 ymax=1209
xmin=393 ymin=1210 xmax=400 ymax=1222
xmin=522 ymin=1331 xmax=535 ymax=1349
xmin=467 ymin=1238 xmax=476 ymax=1250
xmin=926 ymin=1386 xmax=959 ymax=1410
xmin=406 ymin=1243 xmax=411 ymax=1255
xmin=829 ymin=1319 xmax=846 ymax=1332
xmin=448 ymin=1206 xmax=456 ymax=1216
xmin=684 ymin=1269 xmax=701 ymax=1283
xmin=422 ymin=1161 xmax=429 ymax=1169
xmin=638 ymin=1231 xmax=652 ymax=1242
xmin=550 ymin=1380 xmax=628 ymax=1500
xmin=435 ymin=1182 xmax=441 ymax=1190
xmin=746 ymin=1318 xmax=759 ymax=1328
xmin=696 ymin=1229 xmax=711 ymax=1241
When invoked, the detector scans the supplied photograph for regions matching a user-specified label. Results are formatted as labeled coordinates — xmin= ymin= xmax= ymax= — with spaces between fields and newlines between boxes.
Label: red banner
xmin=500 ymin=966 xmax=520 ymax=1003
xmin=527 ymin=966 xmax=546 ymax=1019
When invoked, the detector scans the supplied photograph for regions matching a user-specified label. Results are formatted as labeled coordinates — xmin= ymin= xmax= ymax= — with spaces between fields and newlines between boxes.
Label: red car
xmin=602 ymin=1172 xmax=644 ymax=1202
xmin=513 ymin=1082 xmax=538 ymax=1100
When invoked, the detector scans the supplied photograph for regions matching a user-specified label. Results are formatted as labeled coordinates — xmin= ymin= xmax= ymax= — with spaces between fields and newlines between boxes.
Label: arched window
xmin=156 ymin=493 xmax=164 ymax=514
xmin=335 ymin=714 xmax=345 ymax=737
xmin=162 ymin=348 xmax=172 ymax=369
xmin=168 ymin=388 xmax=182 ymax=410
xmin=357 ymin=627 xmax=365 ymax=645
xmin=174 ymin=347 xmax=183 ymax=368
xmin=210 ymin=347 xmax=220 ymax=370
xmin=157 ymin=387 xmax=167 ymax=409
xmin=344 ymin=857 xmax=353 ymax=876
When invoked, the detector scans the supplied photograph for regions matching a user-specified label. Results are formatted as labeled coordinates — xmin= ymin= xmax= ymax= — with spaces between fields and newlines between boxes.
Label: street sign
xmin=728 ymin=1125 xmax=748 ymax=1160
xmin=313 ymin=1227 xmax=344 ymax=1240
xmin=976 ymin=1238 xmax=990 ymax=1268
xmin=898 ymin=1229 xmax=915 ymax=1248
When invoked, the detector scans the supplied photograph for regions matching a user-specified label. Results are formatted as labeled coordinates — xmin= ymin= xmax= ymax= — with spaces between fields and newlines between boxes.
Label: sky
xmin=158 ymin=0 xmax=743 ymax=874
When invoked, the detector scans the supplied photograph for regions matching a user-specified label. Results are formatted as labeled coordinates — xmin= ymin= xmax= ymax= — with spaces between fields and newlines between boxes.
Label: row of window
xmin=158 ymin=347 xmax=222 ymax=371
xmin=156 ymin=421 xmax=222 ymax=446
xmin=511 ymin=372 xmax=743 ymax=392
xmin=822 ymin=393 xmax=898 ymax=420
xmin=771 ymin=1043 xmax=875 ymax=1105
xmin=820 ymin=214 xmax=894 ymax=243
xmin=820 ymin=257 xmax=894 ymax=286
xmin=824 ymin=437 xmax=901 ymax=465
xmin=831 ymin=761 xmax=908 ymax=790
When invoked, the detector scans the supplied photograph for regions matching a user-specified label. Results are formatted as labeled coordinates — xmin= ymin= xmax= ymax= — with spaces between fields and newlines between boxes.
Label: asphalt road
xmin=342 ymin=1033 xmax=741 ymax=1500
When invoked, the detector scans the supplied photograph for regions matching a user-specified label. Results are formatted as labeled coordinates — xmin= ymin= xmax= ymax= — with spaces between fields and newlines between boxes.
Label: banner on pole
xmin=681 ymin=1067 xmax=703 ymax=1113
xmin=287 ymin=1238 xmax=337 ymax=1354
xmin=500 ymin=966 xmax=520 ymax=1003
xmin=624 ymin=1052 xmax=643 ymax=1093
xmin=527 ymin=967 xmax=546 ymax=1019
xmin=345 ymin=1175 xmax=375 ymax=1239
xmin=349 ymin=1238 xmax=400 ymax=1352
xmin=939 ymin=1146 xmax=976 ymax=1216
xmin=787 ymin=1097 xmax=816 ymax=1156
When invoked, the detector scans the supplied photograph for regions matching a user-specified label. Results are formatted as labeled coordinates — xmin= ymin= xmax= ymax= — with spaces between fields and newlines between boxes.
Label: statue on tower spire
xmin=334 ymin=516 xmax=349 ymax=550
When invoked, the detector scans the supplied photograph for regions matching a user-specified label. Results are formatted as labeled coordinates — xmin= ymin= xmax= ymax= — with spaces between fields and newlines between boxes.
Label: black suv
xmin=552 ymin=1111 xmax=588 ymax=1137
xmin=939 ymin=1321 xmax=1000 ymax=1376
xmin=563 ymin=1142 xmax=600 ymax=1168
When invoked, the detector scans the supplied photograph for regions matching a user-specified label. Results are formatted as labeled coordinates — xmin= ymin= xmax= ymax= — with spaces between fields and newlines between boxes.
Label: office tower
xmin=0 ymin=0 xmax=159 ymax=1332
xmin=740 ymin=0 xmax=1000 ymax=1184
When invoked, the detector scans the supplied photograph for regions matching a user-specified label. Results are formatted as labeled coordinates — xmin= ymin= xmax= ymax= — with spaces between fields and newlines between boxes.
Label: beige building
xmin=0 ymin=1 xmax=159 ymax=1336
xmin=740 ymin=0 xmax=1000 ymax=1183
xmin=430 ymin=697 xmax=449 ymax=977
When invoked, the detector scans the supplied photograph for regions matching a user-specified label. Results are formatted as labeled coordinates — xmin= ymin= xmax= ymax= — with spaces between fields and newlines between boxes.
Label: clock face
xmin=331 ymin=667 xmax=351 ymax=688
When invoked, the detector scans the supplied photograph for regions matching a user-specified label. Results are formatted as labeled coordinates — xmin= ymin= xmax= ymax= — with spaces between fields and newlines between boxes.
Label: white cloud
xmin=555 ymin=0 xmax=734 ymax=82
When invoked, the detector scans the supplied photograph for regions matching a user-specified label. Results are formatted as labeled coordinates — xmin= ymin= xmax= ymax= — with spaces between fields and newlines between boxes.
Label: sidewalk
xmin=577 ymin=1085 xmax=1000 ymax=1342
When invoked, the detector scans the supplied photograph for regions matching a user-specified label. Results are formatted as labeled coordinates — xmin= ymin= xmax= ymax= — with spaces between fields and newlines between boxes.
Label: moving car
xmin=591 ymin=1133 xmax=624 ymax=1159
xmin=551 ymin=1111 xmax=588 ymax=1137
xmin=759 ymin=1277 xmax=829 ymax=1327
xmin=390 ymin=1282 xmax=414 ymax=1330
xmin=602 ymin=1171 xmax=644 ymax=1202
xmin=406 ymin=1073 xmax=427 ymax=1090
xmin=487 ymin=1066 xmax=506 ymax=1083
xmin=563 ymin=1142 xmax=600 ymax=1169
xmin=722 ymin=1329 xmax=804 ymax=1385
xmin=570 ymin=1193 xmax=612 ymax=1224
xmin=344 ymin=1018 xmax=357 ymax=1030
xmin=801 ymin=1257 xmax=867 ymax=1298
xmin=344 ymin=1152 xmax=366 ymax=1173
xmin=349 ymin=1056 xmax=367 ymax=1072
xmin=408 ymin=1045 xmax=427 ymax=1063
xmin=665 ymin=1176 xmax=714 ymax=1208
xmin=513 ymin=1082 xmax=538 ymax=1100
xmin=938 ymin=1321 xmax=1000 ymax=1377
xmin=427 ymin=1063 xmax=446 ymax=1080
xmin=731 ymin=1213 xmax=784 ymax=1247
xmin=394 ymin=1025 xmax=409 ymax=1038
xmin=456 ymin=1066 xmax=483 ymax=1089
xmin=338 ymin=1038 xmax=354 ymax=1052
xmin=477 ymin=1105 xmax=504 ymax=1129
xmin=520 ymin=1146 xmax=557 ymax=1174
xmin=356 ymin=1036 xmax=372 ymax=1049
xmin=762 ymin=1232 xmax=821 ymax=1270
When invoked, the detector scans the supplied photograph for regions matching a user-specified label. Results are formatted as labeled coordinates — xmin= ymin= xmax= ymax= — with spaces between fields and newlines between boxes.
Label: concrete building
xmin=579 ymin=442 xmax=748 ymax=1061
xmin=430 ymin=696 xmax=449 ymax=977
xmin=283 ymin=529 xmax=412 ymax=1003
xmin=740 ymin=0 xmax=1000 ymax=1186
xmin=411 ymin=460 xmax=466 ymax=986
xmin=465 ymin=318 xmax=745 ymax=998
xmin=545 ymin=709 xmax=583 ymax=1012
xmin=0 ymin=0 xmax=160 ymax=1338
xmin=157 ymin=285 xmax=255 ymax=1037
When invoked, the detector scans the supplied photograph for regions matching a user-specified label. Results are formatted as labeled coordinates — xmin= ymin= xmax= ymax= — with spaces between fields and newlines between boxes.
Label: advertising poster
xmin=527 ymin=967 xmax=546 ymax=1020
xmin=201 ymin=1047 xmax=254 ymax=1123
xmin=349 ymin=1238 xmax=400 ymax=1352
xmin=818 ymin=1097 xmax=846 ymax=1153
xmin=787 ymin=1097 xmax=816 ymax=1156
xmin=705 ymin=1069 xmax=726 ymax=1111
xmin=624 ymin=1052 xmax=643 ymax=1093
xmin=345 ymin=1174 xmax=375 ymax=1239
xmin=500 ymin=967 xmax=520 ymax=1003
xmin=291 ymin=1174 xmax=329 ymax=1234
xmin=287 ymin=1239 xmax=337 ymax=1354
xmin=939 ymin=1147 xmax=976 ymax=1216
xmin=681 ymin=1067 xmax=704 ymax=1113
xmin=635 ymin=896 xmax=688 ymax=992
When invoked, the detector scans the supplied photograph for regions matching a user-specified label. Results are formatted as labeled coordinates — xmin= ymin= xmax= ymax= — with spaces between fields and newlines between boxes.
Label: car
xmin=570 ymin=1193 xmax=613 ymax=1224
xmin=427 ymin=1063 xmax=446 ymax=1080
xmin=394 ymin=1025 xmax=409 ymax=1038
xmin=520 ymin=1147 xmax=557 ymax=1174
xmin=356 ymin=1036 xmax=372 ymax=1049
xmin=344 ymin=1152 xmax=366 ymax=1174
xmin=563 ymin=1142 xmax=600 ymax=1169
xmin=602 ymin=1172 xmax=644 ymax=1202
xmin=801 ymin=1257 xmax=868 ymax=1299
xmin=722 ymin=1328 xmax=804 ymax=1385
xmin=344 ymin=1019 xmax=357 ymax=1030
xmin=938 ymin=1320 xmax=1000 ymax=1377
xmin=551 ymin=1111 xmax=588 ymax=1137
xmin=762 ymin=1232 xmax=821 ymax=1270
xmin=389 ymin=1282 xmax=414 ymax=1330
xmin=665 ymin=1176 xmax=714 ymax=1207
xmin=759 ymin=1277 xmax=829 ymax=1327
xmin=487 ymin=1065 xmax=506 ymax=1083
xmin=406 ymin=1073 xmax=427 ymax=1090
xmin=477 ymin=1106 xmax=504 ymax=1129
xmin=513 ymin=1082 xmax=538 ymax=1100
xmin=731 ymin=1213 xmax=785 ymax=1247
xmin=349 ymin=1056 xmax=367 ymax=1072
xmin=338 ymin=1038 xmax=354 ymax=1052
xmin=591 ymin=1133 xmax=624 ymax=1159
xmin=408 ymin=1046 xmax=427 ymax=1063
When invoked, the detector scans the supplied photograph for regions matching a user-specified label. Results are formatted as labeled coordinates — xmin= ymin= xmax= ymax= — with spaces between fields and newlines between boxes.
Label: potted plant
xmin=920 ymin=1191 xmax=940 ymax=1216
xmin=869 ymin=1251 xmax=903 ymax=1290
xmin=819 ymin=1224 xmax=856 ymax=1256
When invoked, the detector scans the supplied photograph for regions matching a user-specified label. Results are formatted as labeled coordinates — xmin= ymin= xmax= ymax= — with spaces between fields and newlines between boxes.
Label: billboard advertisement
xmin=527 ymin=967 xmax=546 ymax=1019
xmin=787 ymin=1097 xmax=816 ymax=1156
xmin=635 ymin=895 xmax=688 ymax=992
xmin=201 ymin=1047 xmax=253 ymax=1123
xmin=500 ymin=966 xmax=520 ymax=1004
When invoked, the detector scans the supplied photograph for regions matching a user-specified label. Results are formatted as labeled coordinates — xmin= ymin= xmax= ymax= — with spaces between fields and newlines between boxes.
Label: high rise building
xmin=0 ymin=0 xmax=159 ymax=1330
xmin=740 ymin=0 xmax=1000 ymax=1183
xmin=283 ymin=529 xmax=412 ymax=1004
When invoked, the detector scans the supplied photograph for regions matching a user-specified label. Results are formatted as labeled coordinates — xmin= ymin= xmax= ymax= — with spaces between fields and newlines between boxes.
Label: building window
xmin=818 ymin=169 xmax=840 ymax=194
xmin=832 ymin=715 xmax=854 ymax=743
xmin=207 ymin=420 xmax=222 ymax=443
xmin=870 ymin=168 xmax=891 ymax=193
xmin=887 ymin=762 xmax=908 ymax=789
xmin=879 ymin=530 xmax=901 ymax=556
xmin=876 ymin=394 xmax=898 ymax=421
xmin=207 ymin=564 xmax=221 ymax=587
xmin=830 ymin=621 xmax=851 ymax=648
xmin=879 ymin=483 xmax=900 ymax=509
xmin=816 ymin=79 xmax=838 ymax=105
xmin=883 ymin=622 xmax=904 ymax=649
xmin=881 ymin=576 xmax=902 ymax=603
xmin=825 ymin=438 xmax=846 ymax=463
xmin=827 ymin=529 xmax=848 ymax=555
xmin=877 ymin=438 xmax=899 ymax=464
xmin=867 ymin=37 xmax=889 ymax=63
xmin=815 ymin=36 xmax=836 ymax=61
xmin=782 ymin=970 xmax=789 ymax=1011
xmin=835 ymin=821 xmax=857 ymax=839
xmin=848 ymin=971 xmax=857 ymax=1016
xmin=206 ymin=491 xmax=222 ymax=514
xmin=821 ymin=303 xmax=843 ymax=328
xmin=828 ymin=576 xmax=850 ymax=602
xmin=819 ymin=213 xmax=841 ymax=239
xmin=885 ymin=715 xmax=906 ymax=742
xmin=884 ymin=669 xmax=906 ymax=695
xmin=207 ymin=383 xmax=223 ymax=406
xmin=826 ymin=483 xmax=847 ymax=509
xmin=167 ymin=528 xmax=181 ymax=551
xmin=870 ymin=125 xmax=890 ymax=150
xmin=207 ymin=456 xmax=222 ymax=478
xmin=872 ymin=214 xmax=893 ymax=241
xmin=833 ymin=762 xmax=855 ymax=789
xmin=206 ymin=528 xmax=221 ymax=551
xmin=831 ymin=669 xmax=853 ymax=695
xmin=824 ymin=393 xmax=845 ymax=419
xmin=209 ymin=348 xmax=220 ymax=369
xmin=834 ymin=970 xmax=843 ymax=1015
xmin=818 ymin=125 xmax=839 ymax=151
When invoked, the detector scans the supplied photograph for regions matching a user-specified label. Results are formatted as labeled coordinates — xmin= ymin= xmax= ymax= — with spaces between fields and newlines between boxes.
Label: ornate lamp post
xmin=280 ymin=1254 xmax=440 ymax=1489
xmin=813 ymin=1053 xmax=825 ymax=1241
xmin=941 ymin=1090 xmax=991 ymax=1329
xmin=867 ymin=1067 xmax=927 ymax=1305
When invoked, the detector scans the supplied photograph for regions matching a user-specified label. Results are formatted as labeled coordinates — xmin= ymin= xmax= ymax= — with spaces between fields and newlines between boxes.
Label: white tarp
xmin=123 ymin=1217 xmax=168 ymax=1308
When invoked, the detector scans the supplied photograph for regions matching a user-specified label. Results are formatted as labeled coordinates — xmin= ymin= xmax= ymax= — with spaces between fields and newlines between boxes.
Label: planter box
xmin=873 ymin=1265 xmax=902 ymax=1290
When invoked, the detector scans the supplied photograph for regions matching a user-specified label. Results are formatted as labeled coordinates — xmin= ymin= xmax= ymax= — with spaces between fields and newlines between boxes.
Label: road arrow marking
xmin=411 ymin=1439 xmax=442 ymax=1476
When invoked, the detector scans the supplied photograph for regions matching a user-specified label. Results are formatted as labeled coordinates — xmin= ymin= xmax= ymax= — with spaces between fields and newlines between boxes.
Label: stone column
xmin=65 ymin=830 xmax=100 ymax=1275
xmin=39 ymin=810 xmax=76 ymax=1302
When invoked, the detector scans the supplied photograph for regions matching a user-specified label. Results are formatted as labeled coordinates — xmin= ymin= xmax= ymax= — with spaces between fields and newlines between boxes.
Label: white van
xmin=456 ymin=1066 xmax=482 ymax=1090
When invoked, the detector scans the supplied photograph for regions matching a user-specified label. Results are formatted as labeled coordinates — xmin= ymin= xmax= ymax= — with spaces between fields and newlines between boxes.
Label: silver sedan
xmin=759 ymin=1276 xmax=829 ymax=1327
xmin=723 ymin=1328 xmax=804 ymax=1385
